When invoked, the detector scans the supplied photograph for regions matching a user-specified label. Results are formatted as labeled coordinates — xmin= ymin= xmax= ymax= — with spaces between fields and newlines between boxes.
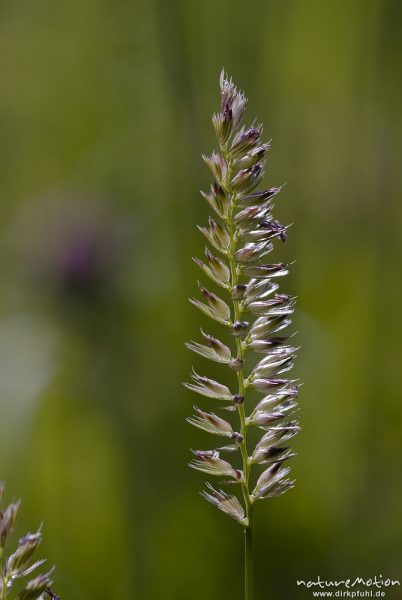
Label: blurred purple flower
xmin=8 ymin=191 xmax=133 ymax=301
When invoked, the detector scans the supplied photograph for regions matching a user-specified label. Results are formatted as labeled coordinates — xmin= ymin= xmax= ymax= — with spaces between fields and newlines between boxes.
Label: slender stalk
xmin=244 ymin=505 xmax=254 ymax=600
xmin=1 ymin=572 xmax=7 ymax=600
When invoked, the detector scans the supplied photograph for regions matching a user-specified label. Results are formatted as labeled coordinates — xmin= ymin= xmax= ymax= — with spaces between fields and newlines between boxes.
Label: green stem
xmin=1 ymin=571 xmax=7 ymax=600
xmin=245 ymin=505 xmax=254 ymax=600
xmin=224 ymin=154 xmax=254 ymax=600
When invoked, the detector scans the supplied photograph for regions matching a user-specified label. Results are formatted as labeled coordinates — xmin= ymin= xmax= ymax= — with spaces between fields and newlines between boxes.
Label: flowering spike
xmin=185 ymin=329 xmax=232 ymax=365
xmin=230 ymin=126 xmax=262 ymax=159
xmin=16 ymin=571 xmax=54 ymax=600
xmin=201 ymin=483 xmax=247 ymax=524
xmin=219 ymin=69 xmax=247 ymax=128
xmin=0 ymin=483 xmax=58 ymax=599
xmin=0 ymin=498 xmax=21 ymax=550
xmin=193 ymin=256 xmax=229 ymax=289
xmin=183 ymin=369 xmax=233 ymax=400
xmin=190 ymin=285 xmax=231 ymax=323
xmin=205 ymin=248 xmax=230 ymax=281
xmin=189 ymin=291 xmax=231 ymax=325
xmin=197 ymin=218 xmax=230 ymax=255
xmin=202 ymin=152 xmax=228 ymax=185
xmin=237 ymin=185 xmax=281 ymax=207
xmin=185 ymin=71 xmax=301 ymax=599
xmin=251 ymin=464 xmax=294 ymax=500
xmin=185 ymin=339 xmax=231 ymax=364
xmin=235 ymin=241 xmax=274 ymax=264
xmin=200 ymin=183 xmax=230 ymax=218
xmin=6 ymin=531 xmax=43 ymax=577
xmin=186 ymin=406 xmax=235 ymax=437
xmin=243 ymin=263 xmax=289 ymax=278
xmin=190 ymin=451 xmax=242 ymax=480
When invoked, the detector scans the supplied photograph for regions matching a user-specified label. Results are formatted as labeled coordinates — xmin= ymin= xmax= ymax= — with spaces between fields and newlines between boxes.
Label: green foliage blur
xmin=0 ymin=1 xmax=401 ymax=598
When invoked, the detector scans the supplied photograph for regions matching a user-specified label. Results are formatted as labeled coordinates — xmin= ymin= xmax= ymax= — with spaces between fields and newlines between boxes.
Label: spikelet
xmin=0 ymin=482 xmax=59 ymax=600
xmin=185 ymin=71 xmax=300 ymax=533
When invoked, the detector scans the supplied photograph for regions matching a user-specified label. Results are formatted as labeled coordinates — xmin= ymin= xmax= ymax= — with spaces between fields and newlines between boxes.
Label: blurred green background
xmin=0 ymin=0 xmax=401 ymax=598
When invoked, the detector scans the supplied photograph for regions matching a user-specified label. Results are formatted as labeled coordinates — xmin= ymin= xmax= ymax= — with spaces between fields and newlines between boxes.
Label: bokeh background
xmin=0 ymin=1 xmax=401 ymax=598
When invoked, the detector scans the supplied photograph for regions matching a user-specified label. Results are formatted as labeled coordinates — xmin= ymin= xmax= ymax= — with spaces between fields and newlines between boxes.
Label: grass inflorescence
xmin=0 ymin=483 xmax=59 ymax=600
xmin=185 ymin=71 xmax=300 ymax=600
